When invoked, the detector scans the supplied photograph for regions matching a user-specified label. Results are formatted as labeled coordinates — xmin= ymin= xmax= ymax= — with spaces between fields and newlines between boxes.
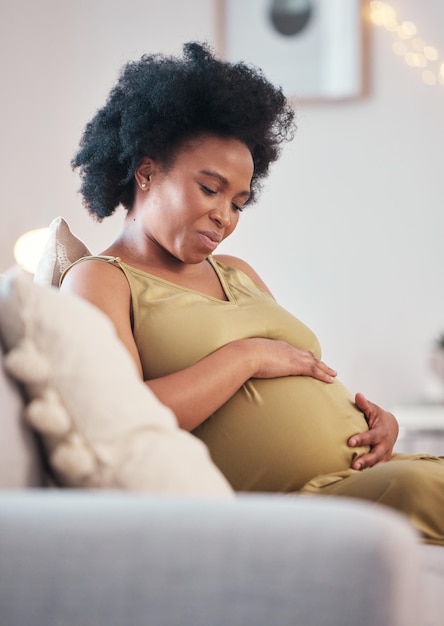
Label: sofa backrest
xmin=0 ymin=341 xmax=46 ymax=488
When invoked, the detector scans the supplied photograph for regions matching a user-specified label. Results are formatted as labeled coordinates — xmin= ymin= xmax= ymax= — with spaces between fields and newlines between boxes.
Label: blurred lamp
xmin=14 ymin=227 xmax=50 ymax=274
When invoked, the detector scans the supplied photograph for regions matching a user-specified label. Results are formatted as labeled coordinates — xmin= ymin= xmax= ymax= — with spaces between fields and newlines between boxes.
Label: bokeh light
xmin=13 ymin=228 xmax=50 ymax=274
xmin=370 ymin=1 xmax=443 ymax=90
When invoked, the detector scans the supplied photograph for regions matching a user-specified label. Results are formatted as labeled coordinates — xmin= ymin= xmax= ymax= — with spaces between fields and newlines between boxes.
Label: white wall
xmin=1 ymin=0 xmax=443 ymax=410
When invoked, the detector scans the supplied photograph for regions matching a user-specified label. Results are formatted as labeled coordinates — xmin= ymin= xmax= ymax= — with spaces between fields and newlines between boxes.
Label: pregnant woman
xmin=61 ymin=42 xmax=444 ymax=545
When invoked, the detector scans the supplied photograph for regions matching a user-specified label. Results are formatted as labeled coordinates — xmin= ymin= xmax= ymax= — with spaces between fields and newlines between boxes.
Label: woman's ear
xmin=134 ymin=157 xmax=154 ymax=191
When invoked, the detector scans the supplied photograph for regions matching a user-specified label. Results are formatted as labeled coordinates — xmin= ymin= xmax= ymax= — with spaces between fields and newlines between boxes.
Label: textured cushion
xmin=34 ymin=216 xmax=91 ymax=287
xmin=0 ymin=269 xmax=233 ymax=495
xmin=0 ymin=341 xmax=45 ymax=487
xmin=422 ymin=544 xmax=444 ymax=626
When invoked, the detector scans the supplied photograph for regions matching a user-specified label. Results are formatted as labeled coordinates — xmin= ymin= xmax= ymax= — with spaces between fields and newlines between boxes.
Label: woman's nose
xmin=210 ymin=203 xmax=231 ymax=228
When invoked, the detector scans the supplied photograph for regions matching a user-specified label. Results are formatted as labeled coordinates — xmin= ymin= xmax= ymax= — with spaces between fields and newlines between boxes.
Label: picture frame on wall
xmin=217 ymin=0 xmax=364 ymax=101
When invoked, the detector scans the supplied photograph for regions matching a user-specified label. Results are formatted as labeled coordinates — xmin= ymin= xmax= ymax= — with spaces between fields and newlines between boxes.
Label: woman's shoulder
xmin=213 ymin=254 xmax=252 ymax=273
xmin=60 ymin=255 xmax=130 ymax=301
xmin=60 ymin=254 xmax=121 ymax=281
xmin=213 ymin=254 xmax=274 ymax=297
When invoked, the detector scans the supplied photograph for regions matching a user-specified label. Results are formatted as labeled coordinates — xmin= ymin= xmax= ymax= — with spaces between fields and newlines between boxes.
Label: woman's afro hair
xmin=72 ymin=41 xmax=296 ymax=220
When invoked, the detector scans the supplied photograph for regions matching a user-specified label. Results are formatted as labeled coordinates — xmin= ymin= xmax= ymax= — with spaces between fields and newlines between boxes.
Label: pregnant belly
xmin=193 ymin=376 xmax=369 ymax=492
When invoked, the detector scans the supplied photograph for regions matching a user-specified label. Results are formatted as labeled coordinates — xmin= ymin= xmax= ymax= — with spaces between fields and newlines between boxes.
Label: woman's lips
xmin=198 ymin=230 xmax=222 ymax=251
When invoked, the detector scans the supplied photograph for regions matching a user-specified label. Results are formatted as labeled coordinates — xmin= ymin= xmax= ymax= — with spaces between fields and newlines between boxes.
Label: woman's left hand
xmin=348 ymin=392 xmax=399 ymax=470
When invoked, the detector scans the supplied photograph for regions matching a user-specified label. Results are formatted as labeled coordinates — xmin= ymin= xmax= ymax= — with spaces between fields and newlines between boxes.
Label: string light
xmin=369 ymin=1 xmax=444 ymax=89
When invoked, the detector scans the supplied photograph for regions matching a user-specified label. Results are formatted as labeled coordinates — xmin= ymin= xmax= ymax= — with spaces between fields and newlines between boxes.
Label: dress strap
xmin=59 ymin=255 xmax=123 ymax=287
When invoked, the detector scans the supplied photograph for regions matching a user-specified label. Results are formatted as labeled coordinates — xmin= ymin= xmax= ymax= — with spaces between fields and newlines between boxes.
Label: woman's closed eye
xmin=200 ymin=184 xmax=217 ymax=196
xmin=200 ymin=184 xmax=244 ymax=212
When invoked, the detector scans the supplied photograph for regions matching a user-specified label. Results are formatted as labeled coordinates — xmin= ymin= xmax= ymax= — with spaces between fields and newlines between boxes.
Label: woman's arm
xmin=60 ymin=260 xmax=144 ymax=375
xmin=148 ymin=338 xmax=336 ymax=430
xmin=61 ymin=259 xmax=337 ymax=431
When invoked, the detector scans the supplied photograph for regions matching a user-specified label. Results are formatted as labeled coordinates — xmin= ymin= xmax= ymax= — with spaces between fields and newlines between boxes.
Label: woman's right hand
xmin=245 ymin=338 xmax=337 ymax=383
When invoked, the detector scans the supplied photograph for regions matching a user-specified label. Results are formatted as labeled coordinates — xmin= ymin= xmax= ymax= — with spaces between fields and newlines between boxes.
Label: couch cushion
xmin=0 ymin=341 xmax=45 ymax=487
xmin=421 ymin=544 xmax=444 ymax=626
xmin=0 ymin=269 xmax=233 ymax=496
xmin=33 ymin=216 xmax=91 ymax=288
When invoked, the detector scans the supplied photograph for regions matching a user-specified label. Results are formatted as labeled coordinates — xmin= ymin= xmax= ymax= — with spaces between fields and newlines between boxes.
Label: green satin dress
xmin=64 ymin=255 xmax=444 ymax=545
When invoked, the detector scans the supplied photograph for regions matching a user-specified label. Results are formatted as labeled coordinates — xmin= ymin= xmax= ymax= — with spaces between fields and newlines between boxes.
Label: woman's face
xmin=134 ymin=135 xmax=254 ymax=264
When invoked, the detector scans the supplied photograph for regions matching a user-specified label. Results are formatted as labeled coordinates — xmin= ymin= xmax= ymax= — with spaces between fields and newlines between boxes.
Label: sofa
xmin=0 ymin=223 xmax=443 ymax=625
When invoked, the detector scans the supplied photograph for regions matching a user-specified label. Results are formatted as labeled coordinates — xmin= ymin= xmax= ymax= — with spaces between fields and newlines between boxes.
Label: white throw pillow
xmin=0 ymin=269 xmax=233 ymax=496
xmin=0 ymin=341 xmax=45 ymax=488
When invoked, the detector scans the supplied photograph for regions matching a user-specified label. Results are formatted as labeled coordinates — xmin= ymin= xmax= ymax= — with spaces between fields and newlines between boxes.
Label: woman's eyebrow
xmin=199 ymin=169 xmax=250 ymax=198
xmin=199 ymin=169 xmax=228 ymax=185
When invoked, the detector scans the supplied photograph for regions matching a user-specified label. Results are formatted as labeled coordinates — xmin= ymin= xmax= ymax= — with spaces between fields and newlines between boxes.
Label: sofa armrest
xmin=0 ymin=492 xmax=420 ymax=626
